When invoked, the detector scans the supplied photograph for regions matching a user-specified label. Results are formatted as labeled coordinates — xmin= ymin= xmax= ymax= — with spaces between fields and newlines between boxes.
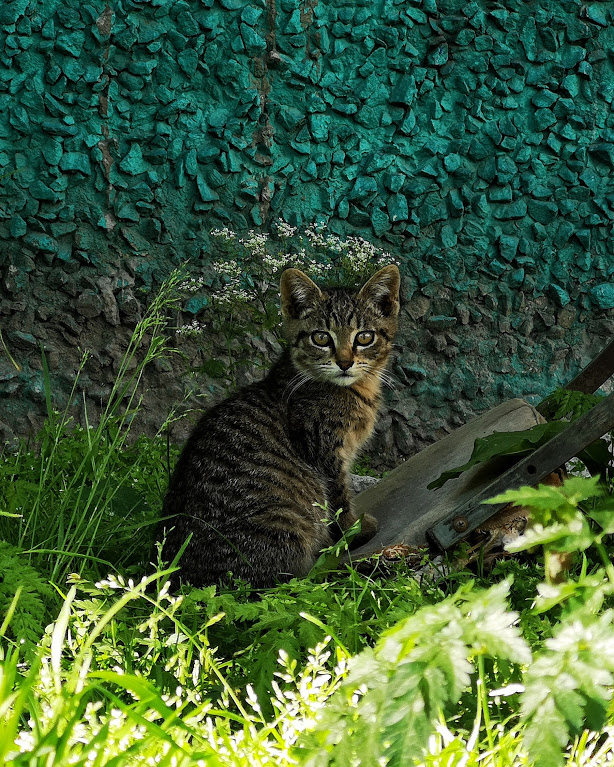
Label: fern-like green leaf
xmin=0 ymin=542 xmax=54 ymax=650
xmin=538 ymin=388 xmax=604 ymax=422
xmin=506 ymin=516 xmax=594 ymax=555
xmin=488 ymin=475 xmax=602 ymax=520
xmin=521 ymin=693 xmax=570 ymax=767
xmin=585 ymin=495 xmax=614 ymax=534
xmin=301 ymin=580 xmax=528 ymax=766
xmin=459 ymin=580 xmax=532 ymax=665
xmin=520 ymin=610 xmax=614 ymax=767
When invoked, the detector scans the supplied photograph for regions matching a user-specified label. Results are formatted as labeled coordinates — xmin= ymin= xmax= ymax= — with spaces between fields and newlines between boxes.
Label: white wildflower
xmin=276 ymin=221 xmax=297 ymax=238
xmin=210 ymin=227 xmax=235 ymax=241
xmin=176 ymin=320 xmax=204 ymax=337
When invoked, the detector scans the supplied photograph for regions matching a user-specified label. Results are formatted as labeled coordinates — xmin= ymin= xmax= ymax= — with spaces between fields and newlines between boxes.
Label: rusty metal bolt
xmin=452 ymin=516 xmax=469 ymax=533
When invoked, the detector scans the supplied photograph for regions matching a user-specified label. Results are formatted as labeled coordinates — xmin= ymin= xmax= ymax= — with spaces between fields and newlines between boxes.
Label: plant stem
xmin=595 ymin=539 xmax=614 ymax=585
xmin=477 ymin=655 xmax=495 ymax=753
xmin=0 ymin=329 xmax=20 ymax=371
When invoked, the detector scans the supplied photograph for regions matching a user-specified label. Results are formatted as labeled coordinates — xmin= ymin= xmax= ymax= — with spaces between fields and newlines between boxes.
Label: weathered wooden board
xmin=349 ymin=398 xmax=544 ymax=558
xmin=429 ymin=388 xmax=614 ymax=549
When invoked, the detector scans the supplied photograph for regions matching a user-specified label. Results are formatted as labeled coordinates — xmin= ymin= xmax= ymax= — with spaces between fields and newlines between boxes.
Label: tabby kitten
xmin=160 ymin=265 xmax=400 ymax=588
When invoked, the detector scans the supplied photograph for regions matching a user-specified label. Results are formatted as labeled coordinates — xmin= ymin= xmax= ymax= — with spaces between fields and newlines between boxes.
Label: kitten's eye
xmin=356 ymin=330 xmax=375 ymax=346
xmin=311 ymin=331 xmax=331 ymax=347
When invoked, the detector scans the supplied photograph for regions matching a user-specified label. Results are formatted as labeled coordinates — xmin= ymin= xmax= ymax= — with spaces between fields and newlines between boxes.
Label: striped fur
xmin=160 ymin=265 xmax=400 ymax=588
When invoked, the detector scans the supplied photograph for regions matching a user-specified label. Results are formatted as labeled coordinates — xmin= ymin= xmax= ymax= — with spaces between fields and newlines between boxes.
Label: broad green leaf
xmin=586 ymin=497 xmax=614 ymax=533
xmin=427 ymin=421 xmax=568 ymax=489
xmin=506 ymin=516 xmax=594 ymax=555
xmin=577 ymin=439 xmax=612 ymax=477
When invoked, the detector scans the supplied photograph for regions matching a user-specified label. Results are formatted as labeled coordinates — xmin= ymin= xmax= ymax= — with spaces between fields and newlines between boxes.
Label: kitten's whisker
xmin=284 ymin=372 xmax=311 ymax=402
xmin=380 ymin=371 xmax=399 ymax=389
xmin=366 ymin=368 xmax=398 ymax=391
xmin=377 ymin=366 xmax=400 ymax=383
xmin=285 ymin=377 xmax=304 ymax=401
xmin=283 ymin=372 xmax=305 ymax=401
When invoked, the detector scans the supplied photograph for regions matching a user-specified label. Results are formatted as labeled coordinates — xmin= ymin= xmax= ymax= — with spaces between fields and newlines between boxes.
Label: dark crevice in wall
xmin=252 ymin=0 xmax=280 ymax=224
xmin=96 ymin=4 xmax=116 ymax=230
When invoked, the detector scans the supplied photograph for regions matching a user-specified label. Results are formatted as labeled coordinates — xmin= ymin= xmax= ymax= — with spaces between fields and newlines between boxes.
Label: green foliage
xmin=2 ymin=473 xmax=614 ymax=764
xmin=3 ymin=287 xmax=614 ymax=765
xmin=490 ymin=476 xmax=602 ymax=554
xmin=537 ymin=388 xmax=613 ymax=478
xmin=0 ymin=542 xmax=53 ymax=650
xmin=493 ymin=475 xmax=614 ymax=578
xmin=160 ymin=564 xmax=435 ymax=716
xmin=300 ymin=580 xmax=530 ymax=766
xmin=484 ymin=476 xmax=614 ymax=766
xmin=0 ymin=272 xmax=184 ymax=586
xmin=1 ymin=428 xmax=176 ymax=575
xmin=429 ymin=388 xmax=614 ymax=490
xmin=522 ymin=610 xmax=614 ymax=767
xmin=538 ymin=388 xmax=605 ymax=421
xmin=0 ymin=572 xmax=357 ymax=766
xmin=350 ymin=455 xmax=382 ymax=478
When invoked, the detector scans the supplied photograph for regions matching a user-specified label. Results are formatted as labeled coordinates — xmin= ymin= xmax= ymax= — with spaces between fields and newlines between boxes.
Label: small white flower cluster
xmin=212 ymin=260 xmax=242 ymax=279
xmin=270 ymin=638 xmax=349 ymax=744
xmin=304 ymin=224 xmax=346 ymax=253
xmin=210 ymin=227 xmax=235 ymax=241
xmin=176 ymin=320 xmax=204 ymax=337
xmin=301 ymin=257 xmax=335 ymax=280
xmin=212 ymin=281 xmax=252 ymax=306
xmin=179 ymin=276 xmax=208 ymax=294
xmin=276 ymin=221 xmax=298 ymax=238
xmin=94 ymin=573 xmax=126 ymax=590
xmin=262 ymin=253 xmax=290 ymax=273
xmin=238 ymin=230 xmax=269 ymax=257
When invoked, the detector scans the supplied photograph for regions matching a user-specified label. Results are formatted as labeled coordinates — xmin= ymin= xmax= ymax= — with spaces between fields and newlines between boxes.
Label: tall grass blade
xmin=0 ymin=587 xmax=22 ymax=638
xmin=51 ymin=585 xmax=76 ymax=693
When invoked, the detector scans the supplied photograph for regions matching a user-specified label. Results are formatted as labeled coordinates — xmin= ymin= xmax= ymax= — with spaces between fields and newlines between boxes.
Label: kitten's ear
xmin=280 ymin=268 xmax=323 ymax=319
xmin=358 ymin=265 xmax=400 ymax=317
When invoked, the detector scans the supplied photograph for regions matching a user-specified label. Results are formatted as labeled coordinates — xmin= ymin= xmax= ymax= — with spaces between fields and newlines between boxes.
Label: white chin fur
xmin=296 ymin=364 xmax=364 ymax=386
xmin=331 ymin=374 xmax=359 ymax=386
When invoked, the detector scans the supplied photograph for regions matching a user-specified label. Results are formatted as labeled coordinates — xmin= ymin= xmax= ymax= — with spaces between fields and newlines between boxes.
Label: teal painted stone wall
xmin=1 ymin=0 xmax=614 ymax=461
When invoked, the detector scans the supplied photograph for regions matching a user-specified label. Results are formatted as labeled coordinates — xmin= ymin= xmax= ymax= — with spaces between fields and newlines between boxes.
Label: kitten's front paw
xmin=353 ymin=513 xmax=378 ymax=546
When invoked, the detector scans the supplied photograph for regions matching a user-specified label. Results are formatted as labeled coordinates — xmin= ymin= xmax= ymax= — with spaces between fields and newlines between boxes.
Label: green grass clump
xmin=2 ymin=274 xmax=614 ymax=765
xmin=0 ymin=272 xmax=184 ymax=589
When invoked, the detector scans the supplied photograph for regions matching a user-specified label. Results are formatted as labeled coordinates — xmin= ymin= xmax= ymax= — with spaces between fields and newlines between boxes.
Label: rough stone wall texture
xmin=1 ymin=0 xmax=614 ymax=463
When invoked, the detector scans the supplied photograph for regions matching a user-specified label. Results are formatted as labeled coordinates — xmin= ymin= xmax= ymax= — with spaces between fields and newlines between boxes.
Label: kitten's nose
xmin=337 ymin=359 xmax=354 ymax=371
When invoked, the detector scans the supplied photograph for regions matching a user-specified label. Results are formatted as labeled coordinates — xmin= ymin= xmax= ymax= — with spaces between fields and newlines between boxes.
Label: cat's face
xmin=280 ymin=266 xmax=400 ymax=387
